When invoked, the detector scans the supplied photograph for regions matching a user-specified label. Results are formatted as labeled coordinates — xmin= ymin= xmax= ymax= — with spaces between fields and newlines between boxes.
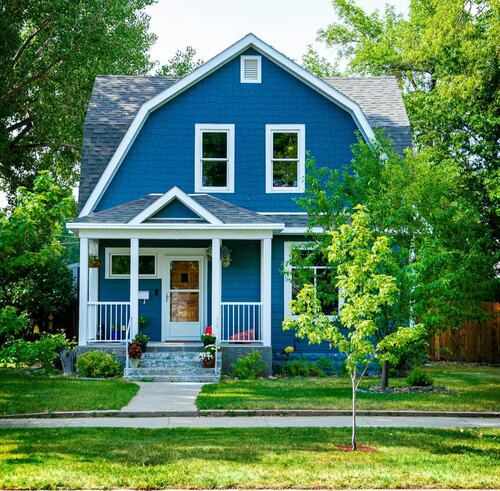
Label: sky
xmin=1 ymin=0 xmax=410 ymax=209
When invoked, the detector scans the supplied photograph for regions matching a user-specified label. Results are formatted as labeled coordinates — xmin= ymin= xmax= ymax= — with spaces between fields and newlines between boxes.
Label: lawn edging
xmin=2 ymin=408 xmax=499 ymax=419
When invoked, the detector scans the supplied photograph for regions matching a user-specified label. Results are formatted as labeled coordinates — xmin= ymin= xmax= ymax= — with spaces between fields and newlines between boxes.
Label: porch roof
xmin=74 ymin=192 xmax=282 ymax=226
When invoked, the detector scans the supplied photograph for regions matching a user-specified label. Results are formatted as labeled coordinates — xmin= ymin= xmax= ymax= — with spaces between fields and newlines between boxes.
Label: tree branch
xmin=13 ymin=17 xmax=52 ymax=66
xmin=6 ymin=116 xmax=32 ymax=133
xmin=8 ymin=120 xmax=33 ymax=148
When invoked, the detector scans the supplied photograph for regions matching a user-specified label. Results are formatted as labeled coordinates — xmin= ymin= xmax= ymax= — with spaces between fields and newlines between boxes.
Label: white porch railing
xmin=87 ymin=302 xmax=131 ymax=342
xmin=220 ymin=302 xmax=263 ymax=343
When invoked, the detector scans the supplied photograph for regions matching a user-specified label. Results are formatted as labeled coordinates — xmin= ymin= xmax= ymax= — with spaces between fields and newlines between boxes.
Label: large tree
xmin=317 ymin=0 xmax=499 ymax=240
xmin=0 ymin=0 xmax=156 ymax=199
xmin=157 ymin=46 xmax=203 ymax=77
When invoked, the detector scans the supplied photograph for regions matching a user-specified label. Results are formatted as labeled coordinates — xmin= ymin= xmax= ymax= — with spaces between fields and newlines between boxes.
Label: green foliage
xmin=230 ymin=351 xmax=266 ymax=380
xmin=76 ymin=351 xmax=122 ymax=378
xmin=317 ymin=0 xmax=499 ymax=245
xmin=0 ymin=172 xmax=76 ymax=324
xmin=301 ymin=45 xmax=340 ymax=77
xmin=0 ymin=0 xmax=156 ymax=195
xmin=157 ymin=46 xmax=203 ymax=77
xmin=315 ymin=357 xmax=336 ymax=375
xmin=0 ymin=306 xmax=28 ymax=342
xmin=134 ymin=333 xmax=150 ymax=344
xmin=279 ymin=359 xmax=325 ymax=377
xmin=0 ymin=332 xmax=73 ymax=372
xmin=405 ymin=367 xmax=434 ymax=387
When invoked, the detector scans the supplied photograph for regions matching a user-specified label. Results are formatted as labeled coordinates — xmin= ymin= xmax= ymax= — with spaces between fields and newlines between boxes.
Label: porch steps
xmin=126 ymin=350 xmax=220 ymax=383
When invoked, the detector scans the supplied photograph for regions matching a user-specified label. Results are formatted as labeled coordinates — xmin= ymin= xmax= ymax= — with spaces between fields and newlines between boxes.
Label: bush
xmin=0 ymin=332 xmax=73 ymax=372
xmin=76 ymin=350 xmax=122 ymax=378
xmin=231 ymin=351 xmax=266 ymax=379
xmin=315 ymin=358 xmax=335 ymax=375
xmin=279 ymin=359 xmax=325 ymax=377
xmin=405 ymin=367 xmax=433 ymax=387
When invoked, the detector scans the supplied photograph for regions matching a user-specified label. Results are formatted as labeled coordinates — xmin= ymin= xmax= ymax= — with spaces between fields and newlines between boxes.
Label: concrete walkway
xmin=1 ymin=416 xmax=499 ymax=429
xmin=121 ymin=382 xmax=204 ymax=413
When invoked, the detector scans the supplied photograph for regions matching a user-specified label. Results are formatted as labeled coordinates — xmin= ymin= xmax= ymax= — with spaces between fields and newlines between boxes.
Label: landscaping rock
xmin=368 ymin=385 xmax=454 ymax=394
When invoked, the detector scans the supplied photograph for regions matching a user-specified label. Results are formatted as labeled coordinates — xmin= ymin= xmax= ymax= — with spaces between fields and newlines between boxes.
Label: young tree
xmin=0 ymin=0 xmax=156 ymax=197
xmin=157 ymin=46 xmax=203 ymax=77
xmin=0 ymin=171 xmax=76 ymax=326
xmin=284 ymin=206 xmax=423 ymax=450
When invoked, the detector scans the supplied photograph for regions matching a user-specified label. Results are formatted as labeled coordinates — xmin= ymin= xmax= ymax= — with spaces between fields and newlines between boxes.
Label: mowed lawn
xmin=0 ymin=369 xmax=138 ymax=415
xmin=198 ymin=364 xmax=500 ymax=411
xmin=0 ymin=427 xmax=498 ymax=489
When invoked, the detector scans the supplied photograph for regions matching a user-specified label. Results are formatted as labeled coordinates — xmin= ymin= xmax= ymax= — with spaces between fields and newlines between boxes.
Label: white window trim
xmin=266 ymin=124 xmax=305 ymax=193
xmin=283 ymin=241 xmax=339 ymax=320
xmin=240 ymin=55 xmax=262 ymax=83
xmin=105 ymin=247 xmax=158 ymax=279
xmin=194 ymin=124 xmax=235 ymax=193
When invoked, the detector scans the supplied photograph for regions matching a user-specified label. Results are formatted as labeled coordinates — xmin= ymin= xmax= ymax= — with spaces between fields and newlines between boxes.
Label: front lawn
xmin=0 ymin=369 xmax=138 ymax=415
xmin=198 ymin=364 xmax=500 ymax=411
xmin=0 ymin=427 xmax=498 ymax=489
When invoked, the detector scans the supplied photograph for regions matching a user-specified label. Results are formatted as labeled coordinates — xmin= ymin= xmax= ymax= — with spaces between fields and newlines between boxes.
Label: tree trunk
xmin=351 ymin=372 xmax=357 ymax=451
xmin=380 ymin=360 xmax=389 ymax=390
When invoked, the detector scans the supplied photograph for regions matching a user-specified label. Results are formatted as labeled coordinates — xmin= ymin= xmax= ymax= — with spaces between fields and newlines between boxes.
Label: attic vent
xmin=241 ymin=55 xmax=261 ymax=83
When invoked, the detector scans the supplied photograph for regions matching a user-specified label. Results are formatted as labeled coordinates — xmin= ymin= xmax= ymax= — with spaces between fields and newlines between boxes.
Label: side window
xmin=195 ymin=124 xmax=235 ymax=193
xmin=284 ymin=242 xmax=339 ymax=319
xmin=266 ymin=125 xmax=305 ymax=193
xmin=106 ymin=251 xmax=157 ymax=279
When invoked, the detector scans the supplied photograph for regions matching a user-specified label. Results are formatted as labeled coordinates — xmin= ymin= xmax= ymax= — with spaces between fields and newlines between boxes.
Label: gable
xmin=79 ymin=34 xmax=411 ymax=216
xmin=149 ymin=198 xmax=204 ymax=221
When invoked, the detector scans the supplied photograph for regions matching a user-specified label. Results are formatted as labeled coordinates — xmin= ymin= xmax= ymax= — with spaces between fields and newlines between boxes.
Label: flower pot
xmin=130 ymin=358 xmax=140 ymax=368
xmin=202 ymin=359 xmax=215 ymax=368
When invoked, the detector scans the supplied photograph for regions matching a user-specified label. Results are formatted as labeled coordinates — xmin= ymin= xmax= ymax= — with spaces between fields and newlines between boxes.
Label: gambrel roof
xmin=78 ymin=34 xmax=412 ymax=215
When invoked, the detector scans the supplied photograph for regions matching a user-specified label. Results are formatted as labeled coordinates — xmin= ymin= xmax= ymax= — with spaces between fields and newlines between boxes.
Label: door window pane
xmin=170 ymin=292 xmax=199 ymax=322
xmin=170 ymin=261 xmax=199 ymax=290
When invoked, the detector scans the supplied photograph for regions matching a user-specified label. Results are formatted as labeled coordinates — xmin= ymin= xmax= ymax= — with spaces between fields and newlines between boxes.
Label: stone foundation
xmin=221 ymin=345 xmax=272 ymax=377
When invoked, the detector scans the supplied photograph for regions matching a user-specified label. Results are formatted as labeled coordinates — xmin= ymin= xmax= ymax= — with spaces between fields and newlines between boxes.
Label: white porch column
xmin=88 ymin=239 xmax=99 ymax=303
xmin=78 ymin=237 xmax=89 ymax=346
xmin=130 ymin=238 xmax=139 ymax=338
xmin=261 ymin=238 xmax=272 ymax=346
xmin=211 ymin=238 xmax=222 ymax=342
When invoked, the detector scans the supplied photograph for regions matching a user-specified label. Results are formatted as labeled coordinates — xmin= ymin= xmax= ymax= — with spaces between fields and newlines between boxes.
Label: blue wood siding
xmin=151 ymin=199 xmax=201 ymax=219
xmin=96 ymin=48 xmax=358 ymax=212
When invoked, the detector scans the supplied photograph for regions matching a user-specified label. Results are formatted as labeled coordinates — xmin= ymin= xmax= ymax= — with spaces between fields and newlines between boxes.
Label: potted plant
xmin=205 ymin=245 xmax=232 ymax=268
xmin=200 ymin=343 xmax=217 ymax=368
xmin=134 ymin=332 xmax=150 ymax=352
xmin=88 ymin=255 xmax=101 ymax=268
xmin=201 ymin=333 xmax=216 ymax=347
xmin=128 ymin=341 xmax=142 ymax=368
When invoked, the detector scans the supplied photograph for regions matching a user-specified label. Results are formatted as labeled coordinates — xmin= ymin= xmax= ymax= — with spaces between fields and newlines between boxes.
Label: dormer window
xmin=194 ymin=124 xmax=235 ymax=193
xmin=240 ymin=55 xmax=261 ymax=83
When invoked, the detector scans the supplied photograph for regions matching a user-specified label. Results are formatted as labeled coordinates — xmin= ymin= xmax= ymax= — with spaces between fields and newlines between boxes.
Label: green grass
xmin=0 ymin=369 xmax=138 ymax=415
xmin=0 ymin=427 xmax=498 ymax=489
xmin=198 ymin=364 xmax=500 ymax=411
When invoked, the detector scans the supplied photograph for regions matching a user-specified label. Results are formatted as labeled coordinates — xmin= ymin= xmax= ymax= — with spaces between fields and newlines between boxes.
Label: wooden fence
xmin=429 ymin=302 xmax=500 ymax=363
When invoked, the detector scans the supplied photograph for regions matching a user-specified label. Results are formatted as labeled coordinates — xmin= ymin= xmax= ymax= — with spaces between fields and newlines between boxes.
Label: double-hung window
xmin=195 ymin=124 xmax=235 ymax=193
xmin=284 ymin=242 xmax=339 ymax=319
xmin=266 ymin=124 xmax=305 ymax=193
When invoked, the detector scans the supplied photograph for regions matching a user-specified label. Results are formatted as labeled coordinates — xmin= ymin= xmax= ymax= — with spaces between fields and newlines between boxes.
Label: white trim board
xmin=79 ymin=33 xmax=375 ymax=217
xmin=129 ymin=186 xmax=222 ymax=225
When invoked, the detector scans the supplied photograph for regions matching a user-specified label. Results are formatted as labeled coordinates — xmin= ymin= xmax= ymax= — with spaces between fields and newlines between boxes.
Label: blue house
xmin=67 ymin=34 xmax=411 ymax=380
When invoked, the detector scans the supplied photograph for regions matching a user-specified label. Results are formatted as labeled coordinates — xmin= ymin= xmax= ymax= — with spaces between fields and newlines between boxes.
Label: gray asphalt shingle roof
xmin=75 ymin=192 xmax=283 ymax=226
xmin=79 ymin=73 xmax=411 ymax=209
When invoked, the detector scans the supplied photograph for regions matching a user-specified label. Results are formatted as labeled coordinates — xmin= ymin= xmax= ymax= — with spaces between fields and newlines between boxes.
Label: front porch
xmin=78 ymin=236 xmax=273 ymax=350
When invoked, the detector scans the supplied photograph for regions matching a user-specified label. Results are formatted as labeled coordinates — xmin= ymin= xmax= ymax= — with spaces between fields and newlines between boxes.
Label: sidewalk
xmin=1 ymin=415 xmax=499 ymax=429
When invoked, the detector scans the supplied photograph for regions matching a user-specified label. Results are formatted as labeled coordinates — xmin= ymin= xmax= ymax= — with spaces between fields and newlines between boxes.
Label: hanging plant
xmin=205 ymin=245 xmax=232 ymax=268
xmin=88 ymin=255 xmax=101 ymax=268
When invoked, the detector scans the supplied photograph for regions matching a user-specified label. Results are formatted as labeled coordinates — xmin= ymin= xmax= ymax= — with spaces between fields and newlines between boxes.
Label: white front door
xmin=165 ymin=257 xmax=202 ymax=340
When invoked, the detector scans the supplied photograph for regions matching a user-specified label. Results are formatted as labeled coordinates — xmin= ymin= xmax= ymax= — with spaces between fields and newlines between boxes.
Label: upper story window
xmin=194 ymin=124 xmax=235 ymax=193
xmin=240 ymin=55 xmax=261 ymax=83
xmin=265 ymin=124 xmax=305 ymax=193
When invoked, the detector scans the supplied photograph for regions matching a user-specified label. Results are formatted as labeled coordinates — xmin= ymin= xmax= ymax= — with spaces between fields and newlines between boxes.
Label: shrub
xmin=315 ymin=358 xmax=335 ymax=375
xmin=279 ymin=359 xmax=325 ymax=377
xmin=0 ymin=332 xmax=73 ymax=372
xmin=405 ymin=367 xmax=433 ymax=387
xmin=231 ymin=351 xmax=266 ymax=379
xmin=76 ymin=350 xmax=122 ymax=378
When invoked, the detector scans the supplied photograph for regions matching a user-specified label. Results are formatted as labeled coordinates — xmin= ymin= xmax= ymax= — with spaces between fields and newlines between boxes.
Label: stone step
xmin=127 ymin=374 xmax=220 ymax=383
xmin=128 ymin=366 xmax=216 ymax=376
xmin=141 ymin=351 xmax=203 ymax=361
